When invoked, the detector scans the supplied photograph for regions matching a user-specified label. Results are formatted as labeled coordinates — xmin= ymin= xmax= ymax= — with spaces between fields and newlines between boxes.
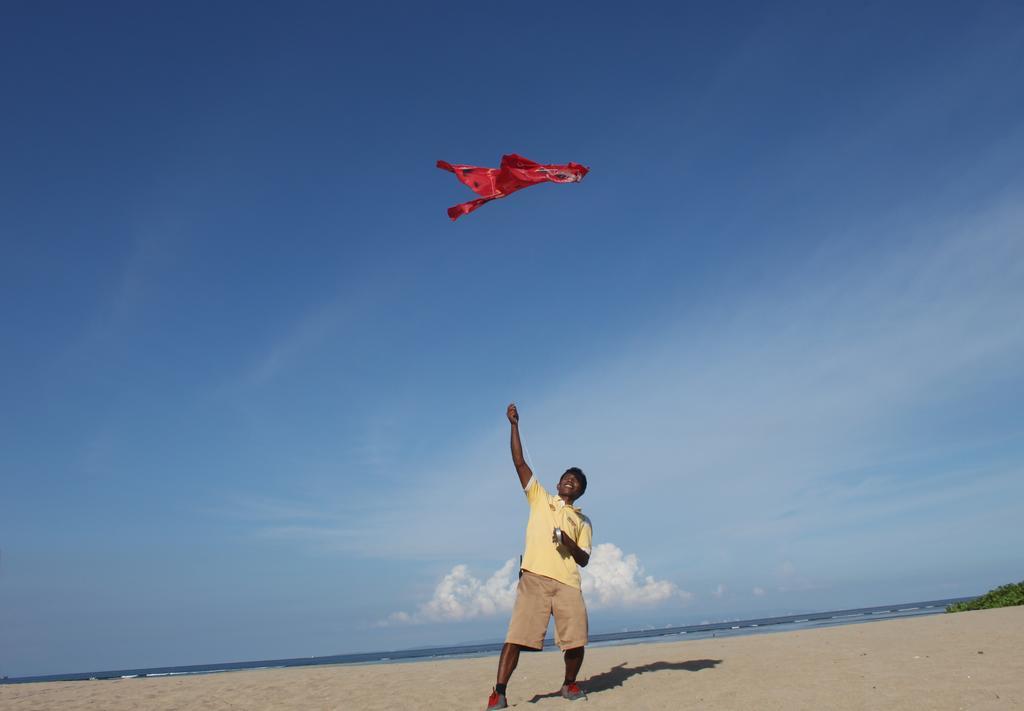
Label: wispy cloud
xmin=217 ymin=188 xmax=1024 ymax=606
xmin=212 ymin=495 xmax=404 ymax=557
xmin=241 ymin=298 xmax=355 ymax=387
xmin=219 ymin=496 xmax=334 ymax=522
xmin=59 ymin=213 xmax=185 ymax=365
xmin=229 ymin=265 xmax=400 ymax=390
xmin=411 ymin=192 xmax=1018 ymax=592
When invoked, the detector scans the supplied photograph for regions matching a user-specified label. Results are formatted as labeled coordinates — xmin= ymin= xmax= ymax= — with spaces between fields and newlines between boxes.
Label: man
xmin=486 ymin=403 xmax=593 ymax=710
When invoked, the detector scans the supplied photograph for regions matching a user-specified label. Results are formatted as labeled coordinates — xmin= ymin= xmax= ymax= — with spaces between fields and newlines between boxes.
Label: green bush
xmin=946 ymin=581 xmax=1024 ymax=612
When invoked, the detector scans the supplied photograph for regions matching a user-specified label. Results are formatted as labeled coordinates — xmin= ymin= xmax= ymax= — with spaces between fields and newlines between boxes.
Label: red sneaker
xmin=486 ymin=689 xmax=508 ymax=710
xmin=561 ymin=682 xmax=587 ymax=701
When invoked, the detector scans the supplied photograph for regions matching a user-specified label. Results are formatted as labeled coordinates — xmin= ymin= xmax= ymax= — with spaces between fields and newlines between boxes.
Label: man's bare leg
xmin=496 ymin=642 xmax=522 ymax=686
xmin=563 ymin=646 xmax=584 ymax=683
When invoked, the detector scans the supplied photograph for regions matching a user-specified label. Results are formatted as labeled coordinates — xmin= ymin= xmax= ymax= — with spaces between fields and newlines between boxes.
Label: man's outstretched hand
xmin=507 ymin=403 xmax=519 ymax=425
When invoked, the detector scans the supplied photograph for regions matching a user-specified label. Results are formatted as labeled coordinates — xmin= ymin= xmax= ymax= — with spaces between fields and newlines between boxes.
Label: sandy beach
xmin=4 ymin=606 xmax=1021 ymax=710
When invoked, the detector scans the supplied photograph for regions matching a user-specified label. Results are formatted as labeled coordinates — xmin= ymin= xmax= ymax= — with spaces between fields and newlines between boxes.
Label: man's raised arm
xmin=507 ymin=403 xmax=534 ymax=489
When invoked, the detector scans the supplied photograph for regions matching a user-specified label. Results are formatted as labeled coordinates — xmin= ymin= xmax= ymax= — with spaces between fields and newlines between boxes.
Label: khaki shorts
xmin=505 ymin=571 xmax=588 ymax=651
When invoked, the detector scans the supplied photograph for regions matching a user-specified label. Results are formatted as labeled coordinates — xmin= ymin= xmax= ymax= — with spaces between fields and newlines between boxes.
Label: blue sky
xmin=2 ymin=1 xmax=1023 ymax=677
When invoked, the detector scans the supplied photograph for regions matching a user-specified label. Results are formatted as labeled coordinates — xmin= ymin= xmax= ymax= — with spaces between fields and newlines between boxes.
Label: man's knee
xmin=500 ymin=642 xmax=524 ymax=661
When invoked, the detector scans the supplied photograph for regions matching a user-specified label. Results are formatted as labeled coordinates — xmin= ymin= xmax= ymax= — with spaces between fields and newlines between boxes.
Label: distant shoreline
xmin=0 ymin=595 xmax=975 ymax=685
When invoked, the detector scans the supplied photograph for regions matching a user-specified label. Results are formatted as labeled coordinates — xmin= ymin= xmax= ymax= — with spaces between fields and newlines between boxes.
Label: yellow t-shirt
xmin=520 ymin=477 xmax=593 ymax=589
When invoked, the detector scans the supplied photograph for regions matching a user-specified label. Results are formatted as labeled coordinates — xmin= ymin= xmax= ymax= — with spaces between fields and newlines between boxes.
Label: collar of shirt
xmin=549 ymin=494 xmax=582 ymax=514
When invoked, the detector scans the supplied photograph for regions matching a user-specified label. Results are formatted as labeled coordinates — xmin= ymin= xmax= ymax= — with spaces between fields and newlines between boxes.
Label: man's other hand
xmin=507 ymin=403 xmax=519 ymax=425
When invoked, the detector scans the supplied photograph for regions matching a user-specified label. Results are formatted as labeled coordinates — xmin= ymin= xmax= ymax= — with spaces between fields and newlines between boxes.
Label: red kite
xmin=437 ymin=153 xmax=589 ymax=221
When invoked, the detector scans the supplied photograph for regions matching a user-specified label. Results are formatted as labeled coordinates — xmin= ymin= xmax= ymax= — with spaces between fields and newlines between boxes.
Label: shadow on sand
xmin=527 ymin=658 xmax=722 ymax=702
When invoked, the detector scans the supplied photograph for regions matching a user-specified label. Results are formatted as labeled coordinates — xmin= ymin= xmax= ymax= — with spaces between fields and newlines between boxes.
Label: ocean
xmin=0 ymin=596 xmax=975 ymax=685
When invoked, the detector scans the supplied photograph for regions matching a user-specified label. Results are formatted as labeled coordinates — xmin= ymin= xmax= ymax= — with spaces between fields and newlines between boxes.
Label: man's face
xmin=557 ymin=472 xmax=583 ymax=500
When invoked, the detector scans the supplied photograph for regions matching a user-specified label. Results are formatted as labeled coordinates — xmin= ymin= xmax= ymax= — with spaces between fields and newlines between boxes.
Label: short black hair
xmin=562 ymin=467 xmax=587 ymax=498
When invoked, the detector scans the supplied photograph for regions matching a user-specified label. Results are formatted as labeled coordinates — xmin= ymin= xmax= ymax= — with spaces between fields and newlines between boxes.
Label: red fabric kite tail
xmin=447 ymin=197 xmax=495 ymax=221
xmin=437 ymin=154 xmax=589 ymax=220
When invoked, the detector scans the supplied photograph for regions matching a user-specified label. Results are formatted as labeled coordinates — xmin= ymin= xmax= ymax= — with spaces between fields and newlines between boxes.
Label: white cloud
xmin=712 ymin=584 xmax=727 ymax=599
xmin=419 ymin=559 xmax=520 ymax=622
xmin=752 ymin=587 xmax=766 ymax=597
xmin=384 ymin=559 xmax=519 ymax=624
xmin=582 ymin=543 xmax=690 ymax=607
xmin=385 ymin=543 xmax=686 ymax=624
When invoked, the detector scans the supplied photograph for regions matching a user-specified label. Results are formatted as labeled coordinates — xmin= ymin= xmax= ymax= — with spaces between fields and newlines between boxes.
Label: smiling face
xmin=557 ymin=468 xmax=587 ymax=502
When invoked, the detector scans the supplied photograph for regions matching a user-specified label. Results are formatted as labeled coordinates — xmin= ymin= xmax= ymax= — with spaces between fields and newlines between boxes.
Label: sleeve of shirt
xmin=577 ymin=516 xmax=593 ymax=554
xmin=524 ymin=476 xmax=547 ymax=504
